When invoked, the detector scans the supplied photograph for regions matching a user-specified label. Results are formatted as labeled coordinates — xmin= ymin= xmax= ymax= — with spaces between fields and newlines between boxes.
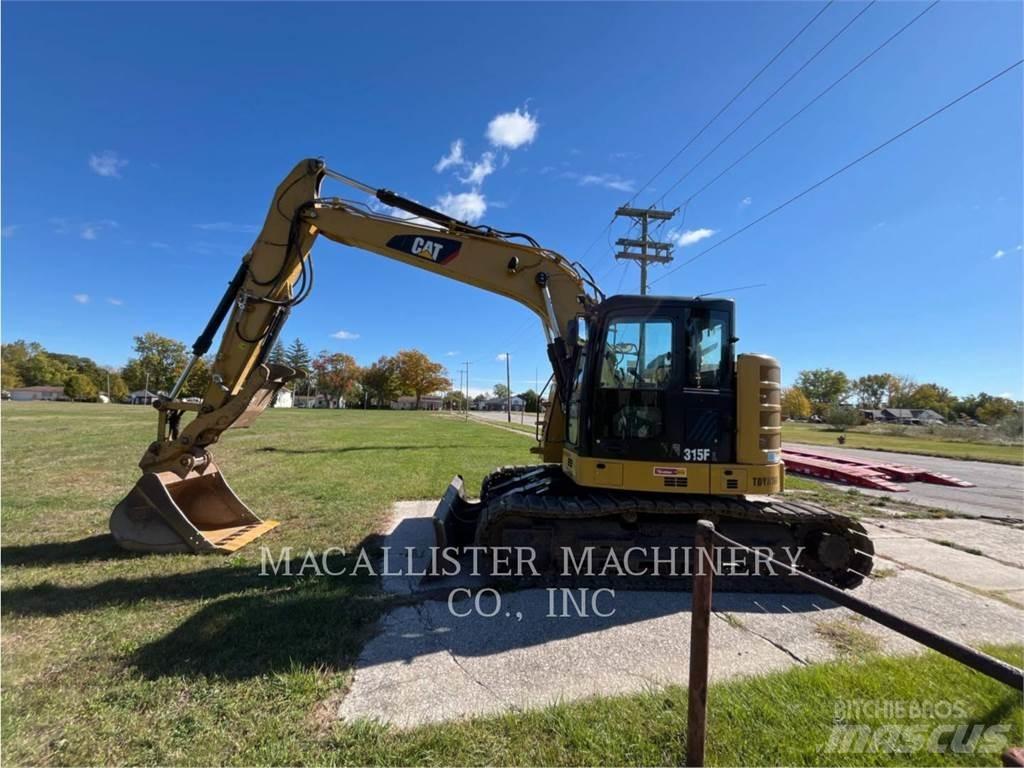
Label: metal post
xmin=505 ymin=352 xmax=511 ymax=423
xmin=687 ymin=519 xmax=714 ymax=767
xmin=614 ymin=206 xmax=675 ymax=295
xmin=463 ymin=362 xmax=470 ymax=421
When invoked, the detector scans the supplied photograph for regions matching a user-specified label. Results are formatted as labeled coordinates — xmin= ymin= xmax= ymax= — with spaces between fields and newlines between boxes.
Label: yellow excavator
xmin=110 ymin=158 xmax=873 ymax=588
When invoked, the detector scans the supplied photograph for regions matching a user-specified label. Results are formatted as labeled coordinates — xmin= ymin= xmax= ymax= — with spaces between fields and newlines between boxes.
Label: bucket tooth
xmin=110 ymin=461 xmax=278 ymax=554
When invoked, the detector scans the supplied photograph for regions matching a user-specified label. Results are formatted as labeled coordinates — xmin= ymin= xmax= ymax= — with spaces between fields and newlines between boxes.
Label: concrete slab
xmin=870 ymin=518 xmax=1024 ymax=568
xmin=335 ymin=502 xmax=1024 ymax=728
xmin=872 ymin=536 xmax=1024 ymax=592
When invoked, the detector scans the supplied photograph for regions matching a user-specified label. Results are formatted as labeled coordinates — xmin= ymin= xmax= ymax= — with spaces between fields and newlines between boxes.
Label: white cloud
xmin=81 ymin=225 xmax=98 ymax=240
xmin=671 ymin=228 xmax=717 ymax=247
xmin=445 ymin=351 xmax=459 ymax=357
xmin=436 ymin=191 xmax=487 ymax=224
xmin=435 ymin=140 xmax=466 ymax=173
xmin=2 ymin=225 xmax=17 ymax=238
xmin=150 ymin=241 xmax=171 ymax=249
xmin=741 ymin=196 xmax=752 ymax=206
xmin=578 ymin=174 xmax=635 ymax=193
xmin=486 ymin=108 xmax=538 ymax=149
xmin=459 ymin=151 xmax=496 ymax=186
xmin=1017 ymin=244 xmax=1023 ymax=251
xmin=993 ymin=249 xmax=1006 ymax=259
xmin=88 ymin=150 xmax=128 ymax=178
xmin=194 ymin=222 xmax=259 ymax=234
xmin=330 ymin=330 xmax=360 ymax=340
xmin=73 ymin=293 xmax=90 ymax=304
xmin=107 ymin=298 xmax=124 ymax=306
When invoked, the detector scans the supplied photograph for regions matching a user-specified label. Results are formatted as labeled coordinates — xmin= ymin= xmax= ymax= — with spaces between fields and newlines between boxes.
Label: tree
xmin=286 ymin=338 xmax=312 ymax=372
xmin=312 ymin=352 xmax=360 ymax=404
xmin=108 ymin=374 xmax=129 ymax=402
xmin=516 ymin=389 xmax=541 ymax=413
xmin=444 ymin=390 xmax=467 ymax=410
xmin=886 ymin=374 xmax=917 ymax=408
xmin=121 ymin=333 xmax=189 ymax=394
xmin=394 ymin=349 xmax=450 ymax=407
xmin=977 ymin=396 xmax=1017 ymax=425
xmin=905 ymin=383 xmax=955 ymax=418
xmin=494 ymin=383 xmax=510 ymax=399
xmin=852 ymin=373 xmax=894 ymax=409
xmin=781 ymin=387 xmax=812 ymax=420
xmin=794 ymin=369 xmax=849 ymax=412
xmin=360 ymin=356 xmax=401 ymax=407
xmin=63 ymin=372 xmax=98 ymax=401
xmin=825 ymin=404 xmax=862 ymax=431
xmin=268 ymin=341 xmax=287 ymax=366
xmin=180 ymin=356 xmax=213 ymax=399
xmin=19 ymin=351 xmax=72 ymax=387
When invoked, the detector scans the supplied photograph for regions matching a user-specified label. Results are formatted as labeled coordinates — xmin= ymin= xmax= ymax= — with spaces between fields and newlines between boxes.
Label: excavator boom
xmin=111 ymin=158 xmax=594 ymax=553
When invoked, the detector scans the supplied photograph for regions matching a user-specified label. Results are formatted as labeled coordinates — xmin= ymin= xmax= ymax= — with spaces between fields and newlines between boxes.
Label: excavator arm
xmin=111 ymin=158 xmax=597 ymax=553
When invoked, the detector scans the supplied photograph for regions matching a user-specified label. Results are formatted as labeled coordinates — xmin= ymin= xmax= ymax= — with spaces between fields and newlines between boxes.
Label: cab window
xmin=685 ymin=310 xmax=728 ymax=389
xmin=599 ymin=319 xmax=673 ymax=389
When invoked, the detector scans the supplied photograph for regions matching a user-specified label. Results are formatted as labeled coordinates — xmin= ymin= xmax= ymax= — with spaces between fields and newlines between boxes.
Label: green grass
xmin=784 ymin=422 xmax=1024 ymax=465
xmin=2 ymin=403 xmax=1020 ymax=766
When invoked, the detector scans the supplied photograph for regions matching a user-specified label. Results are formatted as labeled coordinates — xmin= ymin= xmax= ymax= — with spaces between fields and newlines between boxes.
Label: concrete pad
xmin=872 ymin=536 xmax=1024 ymax=592
xmin=871 ymin=518 xmax=1024 ymax=568
xmin=336 ymin=501 xmax=1024 ymax=728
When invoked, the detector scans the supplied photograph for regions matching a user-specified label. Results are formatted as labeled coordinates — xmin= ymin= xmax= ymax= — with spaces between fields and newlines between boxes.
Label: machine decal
xmin=681 ymin=448 xmax=711 ymax=462
xmin=386 ymin=234 xmax=462 ymax=265
xmin=653 ymin=466 xmax=687 ymax=477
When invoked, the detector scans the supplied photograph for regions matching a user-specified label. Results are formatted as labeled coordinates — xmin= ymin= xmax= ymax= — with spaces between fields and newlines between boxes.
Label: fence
xmin=685 ymin=519 xmax=1024 ymax=767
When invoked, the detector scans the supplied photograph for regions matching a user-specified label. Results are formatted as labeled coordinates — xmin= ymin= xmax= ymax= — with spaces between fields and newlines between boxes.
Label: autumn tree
xmin=360 ymin=355 xmax=401 ymax=407
xmin=394 ymin=349 xmax=451 ymax=408
xmin=180 ymin=356 xmax=213 ymax=399
xmin=444 ymin=390 xmax=467 ymax=410
xmin=852 ymin=373 xmax=894 ymax=409
xmin=313 ymin=352 xmax=360 ymax=403
xmin=905 ymin=383 xmax=955 ymax=418
xmin=108 ymin=373 xmax=130 ymax=401
xmin=781 ymin=387 xmax=812 ymax=420
xmin=121 ymin=333 xmax=189 ymax=393
xmin=977 ymin=396 xmax=1017 ymax=425
xmin=794 ymin=368 xmax=849 ymax=413
xmin=493 ymin=383 xmax=510 ymax=399
xmin=63 ymin=372 xmax=98 ymax=401
xmin=886 ymin=374 xmax=917 ymax=408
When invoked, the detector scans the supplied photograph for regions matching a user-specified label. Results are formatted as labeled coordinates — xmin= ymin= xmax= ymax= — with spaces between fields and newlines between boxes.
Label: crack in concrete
xmin=713 ymin=610 xmax=808 ymax=666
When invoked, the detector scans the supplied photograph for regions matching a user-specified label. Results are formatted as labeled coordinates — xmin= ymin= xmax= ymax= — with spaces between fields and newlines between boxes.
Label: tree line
xmin=2 ymin=334 xmax=454 ymax=408
xmin=782 ymin=368 xmax=1022 ymax=432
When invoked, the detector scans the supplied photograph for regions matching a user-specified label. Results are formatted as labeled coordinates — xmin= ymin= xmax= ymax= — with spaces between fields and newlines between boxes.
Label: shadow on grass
xmin=1 ymin=534 xmax=141 ymax=567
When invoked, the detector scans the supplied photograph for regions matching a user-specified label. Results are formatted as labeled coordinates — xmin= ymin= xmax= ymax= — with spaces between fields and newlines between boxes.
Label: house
xmin=294 ymin=393 xmax=335 ymax=408
xmin=272 ymin=388 xmax=293 ymax=408
xmin=860 ymin=409 xmax=886 ymax=422
xmin=880 ymin=408 xmax=946 ymax=425
xmin=129 ymin=389 xmax=162 ymax=405
xmin=8 ymin=385 xmax=67 ymax=401
xmin=391 ymin=395 xmax=444 ymax=410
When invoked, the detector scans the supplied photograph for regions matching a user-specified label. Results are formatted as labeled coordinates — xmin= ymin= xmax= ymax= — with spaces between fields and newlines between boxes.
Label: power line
xmin=631 ymin=0 xmax=836 ymax=204
xmin=655 ymin=0 xmax=877 ymax=206
xmin=649 ymin=58 xmax=1024 ymax=286
xmin=576 ymin=1 xmax=834 ymax=265
xmin=678 ymin=0 xmax=940 ymax=209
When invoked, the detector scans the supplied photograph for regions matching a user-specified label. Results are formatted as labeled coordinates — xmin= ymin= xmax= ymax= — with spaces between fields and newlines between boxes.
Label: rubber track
xmin=475 ymin=464 xmax=875 ymax=589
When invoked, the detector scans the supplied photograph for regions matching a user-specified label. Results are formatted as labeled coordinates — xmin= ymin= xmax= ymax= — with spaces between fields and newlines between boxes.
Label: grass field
xmin=784 ymin=422 xmax=1024 ymax=465
xmin=2 ymin=402 xmax=1020 ymax=765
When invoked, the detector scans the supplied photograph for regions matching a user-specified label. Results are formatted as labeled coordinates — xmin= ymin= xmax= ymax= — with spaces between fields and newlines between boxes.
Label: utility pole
xmin=505 ymin=353 xmax=511 ymax=423
xmin=614 ymin=205 xmax=676 ymax=295
xmin=463 ymin=362 xmax=470 ymax=421
xmin=457 ymin=368 xmax=463 ymax=413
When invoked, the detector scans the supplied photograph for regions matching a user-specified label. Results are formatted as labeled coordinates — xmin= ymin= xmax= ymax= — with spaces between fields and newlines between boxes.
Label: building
xmin=8 ymin=385 xmax=67 ymax=401
xmin=880 ymin=408 xmax=946 ymax=425
xmin=391 ymin=395 xmax=444 ymax=410
xmin=860 ymin=409 xmax=886 ymax=422
xmin=482 ymin=396 xmax=525 ymax=411
xmin=128 ymin=389 xmax=163 ymax=405
xmin=272 ymin=388 xmax=293 ymax=408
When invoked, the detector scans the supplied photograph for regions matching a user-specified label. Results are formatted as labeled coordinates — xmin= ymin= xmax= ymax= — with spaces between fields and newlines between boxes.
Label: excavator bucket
xmin=110 ymin=461 xmax=278 ymax=553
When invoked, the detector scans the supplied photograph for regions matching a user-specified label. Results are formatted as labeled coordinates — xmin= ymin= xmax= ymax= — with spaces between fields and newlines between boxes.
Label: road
xmin=786 ymin=442 xmax=1023 ymax=521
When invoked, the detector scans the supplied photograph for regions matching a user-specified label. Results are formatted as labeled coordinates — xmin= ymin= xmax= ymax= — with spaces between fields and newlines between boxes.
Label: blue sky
xmin=3 ymin=1 xmax=1021 ymax=397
